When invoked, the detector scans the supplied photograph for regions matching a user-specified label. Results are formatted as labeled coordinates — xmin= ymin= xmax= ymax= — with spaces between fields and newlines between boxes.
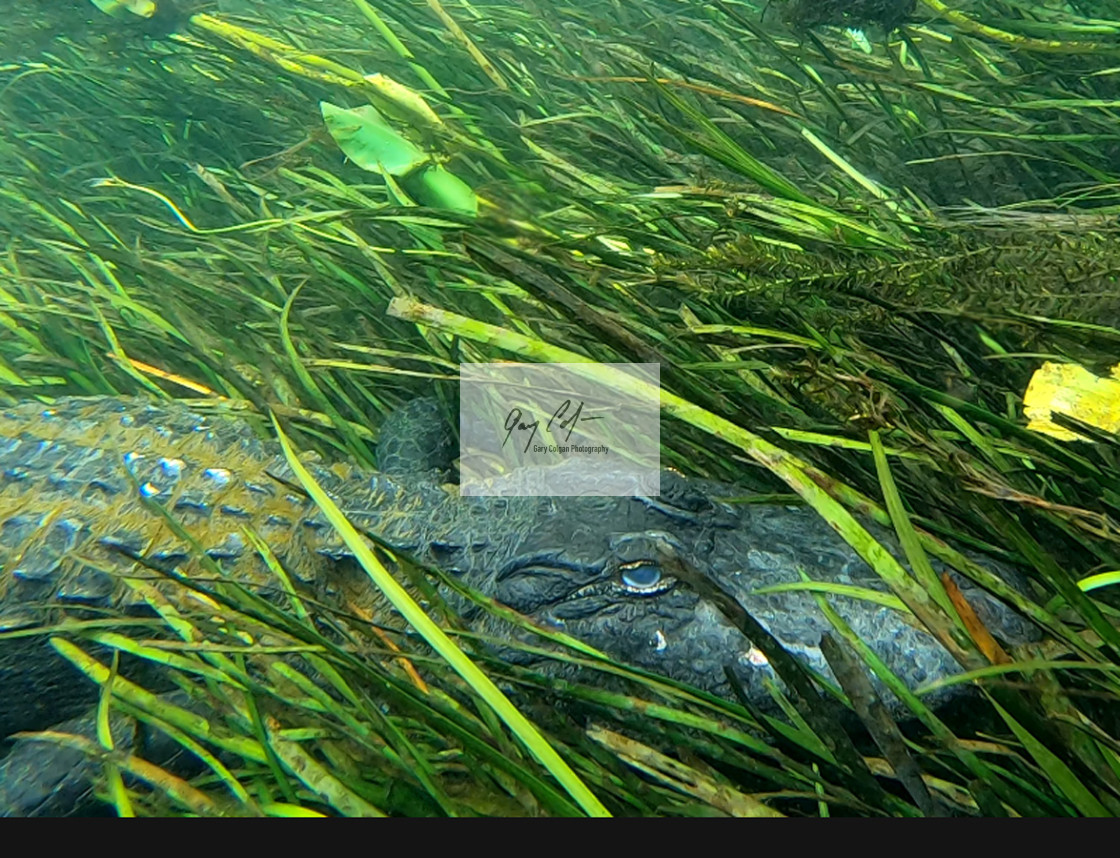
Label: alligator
xmin=0 ymin=394 xmax=1039 ymax=815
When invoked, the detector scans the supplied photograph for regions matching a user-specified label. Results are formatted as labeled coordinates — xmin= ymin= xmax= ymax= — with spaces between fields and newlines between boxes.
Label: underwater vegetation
xmin=781 ymin=0 xmax=918 ymax=31
xmin=0 ymin=0 xmax=1118 ymax=817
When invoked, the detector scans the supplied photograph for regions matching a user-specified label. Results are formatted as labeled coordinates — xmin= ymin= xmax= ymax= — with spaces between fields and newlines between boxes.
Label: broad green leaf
xmin=320 ymin=101 xmax=430 ymax=177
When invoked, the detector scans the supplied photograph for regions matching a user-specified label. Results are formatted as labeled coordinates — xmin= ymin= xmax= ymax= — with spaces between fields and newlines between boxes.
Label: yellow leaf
xmin=362 ymin=73 xmax=443 ymax=129
xmin=1023 ymin=361 xmax=1120 ymax=441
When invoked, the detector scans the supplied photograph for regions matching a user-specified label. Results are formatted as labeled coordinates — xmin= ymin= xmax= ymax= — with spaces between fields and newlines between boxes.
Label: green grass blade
xmin=268 ymin=412 xmax=611 ymax=818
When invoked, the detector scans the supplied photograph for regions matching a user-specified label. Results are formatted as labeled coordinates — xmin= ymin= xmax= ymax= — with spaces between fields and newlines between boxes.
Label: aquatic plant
xmin=0 ymin=0 xmax=1117 ymax=817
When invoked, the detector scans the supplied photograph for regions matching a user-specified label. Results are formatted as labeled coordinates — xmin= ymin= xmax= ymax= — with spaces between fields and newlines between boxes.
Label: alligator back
xmin=0 ymin=396 xmax=385 ymax=736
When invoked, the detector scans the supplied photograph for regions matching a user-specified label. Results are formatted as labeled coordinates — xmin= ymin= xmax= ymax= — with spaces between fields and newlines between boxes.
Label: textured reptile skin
xmin=0 ymin=395 xmax=1040 ymax=812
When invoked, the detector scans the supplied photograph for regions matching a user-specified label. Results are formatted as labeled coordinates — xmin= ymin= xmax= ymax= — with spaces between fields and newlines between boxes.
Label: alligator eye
xmin=620 ymin=562 xmax=663 ymax=592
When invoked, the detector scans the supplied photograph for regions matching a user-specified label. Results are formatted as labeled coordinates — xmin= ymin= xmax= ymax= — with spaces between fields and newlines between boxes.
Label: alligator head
xmin=339 ymin=465 xmax=1038 ymax=711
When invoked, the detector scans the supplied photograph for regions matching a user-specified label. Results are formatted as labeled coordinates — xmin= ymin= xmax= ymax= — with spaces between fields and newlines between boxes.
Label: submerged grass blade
xmin=987 ymin=698 xmax=1110 ymax=817
xmin=268 ymin=412 xmax=610 ymax=818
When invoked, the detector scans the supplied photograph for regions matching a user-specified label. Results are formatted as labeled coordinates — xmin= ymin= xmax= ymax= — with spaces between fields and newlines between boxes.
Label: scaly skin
xmin=0 ymin=395 xmax=1038 ymax=813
